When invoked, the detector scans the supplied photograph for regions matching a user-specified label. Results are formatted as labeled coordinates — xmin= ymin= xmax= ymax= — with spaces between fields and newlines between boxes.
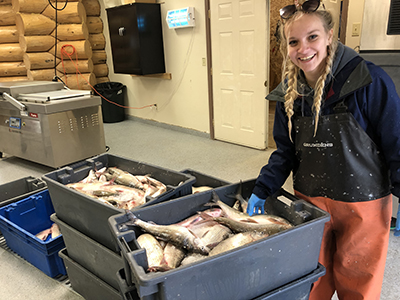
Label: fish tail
xmin=211 ymin=191 xmax=221 ymax=203
xmin=125 ymin=209 xmax=138 ymax=224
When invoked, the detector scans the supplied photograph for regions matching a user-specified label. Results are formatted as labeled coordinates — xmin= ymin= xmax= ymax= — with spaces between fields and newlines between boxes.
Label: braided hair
xmin=279 ymin=10 xmax=338 ymax=140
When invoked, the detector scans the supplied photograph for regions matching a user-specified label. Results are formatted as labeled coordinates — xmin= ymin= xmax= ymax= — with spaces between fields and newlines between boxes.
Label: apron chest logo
xmin=303 ymin=142 xmax=334 ymax=148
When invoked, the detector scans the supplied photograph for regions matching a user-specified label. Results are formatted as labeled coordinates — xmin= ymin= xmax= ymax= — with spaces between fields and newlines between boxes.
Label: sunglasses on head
xmin=280 ymin=0 xmax=321 ymax=19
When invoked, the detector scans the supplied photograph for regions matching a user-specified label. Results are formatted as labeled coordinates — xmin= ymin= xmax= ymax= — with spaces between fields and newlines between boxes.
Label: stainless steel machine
xmin=0 ymin=81 xmax=106 ymax=168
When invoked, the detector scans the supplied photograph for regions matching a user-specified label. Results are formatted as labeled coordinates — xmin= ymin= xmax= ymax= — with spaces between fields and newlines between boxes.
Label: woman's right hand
xmin=247 ymin=193 xmax=266 ymax=216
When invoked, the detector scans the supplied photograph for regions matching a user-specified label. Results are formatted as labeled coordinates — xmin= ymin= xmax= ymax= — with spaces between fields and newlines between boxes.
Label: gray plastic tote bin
xmin=0 ymin=176 xmax=47 ymax=208
xmin=42 ymin=153 xmax=195 ymax=252
xmin=108 ymin=179 xmax=330 ymax=300
xmin=51 ymin=213 xmax=123 ymax=290
xmin=59 ymin=248 xmax=122 ymax=300
xmin=116 ymin=264 xmax=325 ymax=300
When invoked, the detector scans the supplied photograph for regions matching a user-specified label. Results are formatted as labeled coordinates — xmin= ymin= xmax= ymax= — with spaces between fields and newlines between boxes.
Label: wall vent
xmin=387 ymin=0 xmax=400 ymax=35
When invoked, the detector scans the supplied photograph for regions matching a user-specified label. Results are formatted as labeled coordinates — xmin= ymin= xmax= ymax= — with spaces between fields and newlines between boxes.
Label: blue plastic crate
xmin=0 ymin=190 xmax=66 ymax=278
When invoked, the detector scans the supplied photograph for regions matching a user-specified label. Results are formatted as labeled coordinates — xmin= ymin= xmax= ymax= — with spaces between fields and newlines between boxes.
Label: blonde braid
xmin=312 ymin=42 xmax=337 ymax=136
xmin=284 ymin=61 xmax=299 ymax=141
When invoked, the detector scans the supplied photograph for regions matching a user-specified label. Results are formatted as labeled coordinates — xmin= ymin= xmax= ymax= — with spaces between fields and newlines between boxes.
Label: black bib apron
xmin=293 ymin=103 xmax=391 ymax=202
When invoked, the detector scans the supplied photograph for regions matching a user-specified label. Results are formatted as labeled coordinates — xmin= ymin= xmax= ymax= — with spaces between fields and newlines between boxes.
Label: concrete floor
xmin=0 ymin=117 xmax=399 ymax=299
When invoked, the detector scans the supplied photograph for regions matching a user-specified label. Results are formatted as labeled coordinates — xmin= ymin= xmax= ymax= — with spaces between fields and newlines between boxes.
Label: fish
xmin=51 ymin=223 xmax=61 ymax=239
xmin=180 ymin=253 xmax=208 ymax=266
xmin=192 ymin=186 xmax=213 ymax=194
xmin=200 ymin=211 xmax=291 ymax=235
xmin=137 ymin=233 xmax=164 ymax=272
xmin=35 ymin=223 xmax=61 ymax=241
xmin=176 ymin=208 xmax=222 ymax=228
xmin=80 ymin=169 xmax=98 ymax=183
xmin=209 ymin=231 xmax=269 ymax=256
xmin=124 ymin=210 xmax=210 ymax=255
xmin=35 ymin=228 xmax=52 ymax=241
xmin=158 ymin=242 xmax=186 ymax=270
xmin=67 ymin=182 xmax=146 ymax=209
xmin=136 ymin=175 xmax=167 ymax=198
xmin=105 ymin=167 xmax=144 ymax=190
xmin=193 ymin=221 xmax=232 ymax=249
xmin=208 ymin=191 xmax=292 ymax=227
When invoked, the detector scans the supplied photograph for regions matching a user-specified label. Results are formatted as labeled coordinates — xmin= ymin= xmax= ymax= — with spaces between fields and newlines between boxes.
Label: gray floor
xmin=0 ymin=118 xmax=399 ymax=299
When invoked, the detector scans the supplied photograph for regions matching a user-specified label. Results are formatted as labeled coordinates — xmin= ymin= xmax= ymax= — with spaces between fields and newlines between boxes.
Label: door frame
xmin=204 ymin=0 xmax=215 ymax=139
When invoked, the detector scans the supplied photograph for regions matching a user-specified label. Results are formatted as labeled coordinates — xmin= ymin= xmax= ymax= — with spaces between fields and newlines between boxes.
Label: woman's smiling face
xmin=284 ymin=13 xmax=333 ymax=87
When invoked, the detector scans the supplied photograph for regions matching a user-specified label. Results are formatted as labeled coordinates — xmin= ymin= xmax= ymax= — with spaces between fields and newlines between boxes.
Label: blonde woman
xmin=247 ymin=0 xmax=399 ymax=299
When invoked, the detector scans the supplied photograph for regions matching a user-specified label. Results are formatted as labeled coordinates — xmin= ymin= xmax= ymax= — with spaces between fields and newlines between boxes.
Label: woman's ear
xmin=328 ymin=28 xmax=334 ymax=45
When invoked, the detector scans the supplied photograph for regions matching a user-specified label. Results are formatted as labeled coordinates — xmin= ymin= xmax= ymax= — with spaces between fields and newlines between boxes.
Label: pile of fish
xmin=67 ymin=167 xmax=167 ymax=210
xmin=121 ymin=190 xmax=293 ymax=272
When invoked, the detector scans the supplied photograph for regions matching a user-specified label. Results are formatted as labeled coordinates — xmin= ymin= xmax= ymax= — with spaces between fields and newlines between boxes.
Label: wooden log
xmin=42 ymin=2 xmax=86 ymax=24
xmin=27 ymin=68 xmax=61 ymax=81
xmin=0 ymin=43 xmax=23 ymax=62
xmin=95 ymin=76 xmax=109 ymax=84
xmin=88 ymin=33 xmax=105 ymax=50
xmin=0 ymin=76 xmax=28 ymax=82
xmin=23 ymin=52 xmax=60 ymax=70
xmin=12 ymin=0 xmax=49 ymax=13
xmin=93 ymin=63 xmax=108 ymax=77
xmin=56 ymin=59 xmax=94 ymax=74
xmin=82 ymin=0 xmax=100 ymax=16
xmin=91 ymin=50 xmax=107 ymax=64
xmin=0 ymin=26 xmax=18 ymax=43
xmin=0 ymin=5 xmax=16 ymax=26
xmin=15 ymin=13 xmax=56 ymax=36
xmin=52 ymin=23 xmax=89 ymax=41
xmin=86 ymin=16 xmax=103 ymax=34
xmin=19 ymin=35 xmax=55 ymax=52
xmin=0 ymin=61 xmax=26 ymax=76
xmin=49 ymin=40 xmax=92 ymax=59
xmin=61 ymin=72 xmax=96 ymax=90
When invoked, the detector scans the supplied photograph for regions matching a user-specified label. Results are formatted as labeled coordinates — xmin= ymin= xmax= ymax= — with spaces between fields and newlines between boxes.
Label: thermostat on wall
xmin=166 ymin=7 xmax=195 ymax=29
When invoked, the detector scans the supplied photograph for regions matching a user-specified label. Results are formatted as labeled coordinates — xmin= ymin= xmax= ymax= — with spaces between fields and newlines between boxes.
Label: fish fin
xmin=198 ymin=211 xmax=214 ymax=221
xmin=211 ymin=191 xmax=221 ymax=203
xmin=240 ymin=218 xmax=259 ymax=224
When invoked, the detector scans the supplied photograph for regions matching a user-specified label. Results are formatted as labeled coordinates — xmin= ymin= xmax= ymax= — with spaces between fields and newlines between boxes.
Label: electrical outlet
xmin=202 ymin=58 xmax=206 ymax=66
xmin=352 ymin=23 xmax=361 ymax=36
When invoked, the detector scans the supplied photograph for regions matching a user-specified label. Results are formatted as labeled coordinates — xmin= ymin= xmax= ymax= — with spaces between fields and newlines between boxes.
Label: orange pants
xmin=295 ymin=191 xmax=392 ymax=300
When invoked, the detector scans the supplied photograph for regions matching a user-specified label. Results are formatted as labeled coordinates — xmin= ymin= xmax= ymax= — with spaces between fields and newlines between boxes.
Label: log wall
xmin=0 ymin=0 xmax=109 ymax=88
xmin=0 ymin=1 xmax=26 ymax=81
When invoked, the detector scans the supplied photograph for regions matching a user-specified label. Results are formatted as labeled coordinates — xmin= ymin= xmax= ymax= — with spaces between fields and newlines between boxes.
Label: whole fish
xmin=137 ymin=233 xmax=164 ymax=272
xmin=208 ymin=191 xmax=292 ymax=226
xmin=209 ymin=231 xmax=269 ymax=256
xmin=200 ymin=211 xmax=291 ymax=235
xmin=125 ymin=211 xmax=210 ymax=255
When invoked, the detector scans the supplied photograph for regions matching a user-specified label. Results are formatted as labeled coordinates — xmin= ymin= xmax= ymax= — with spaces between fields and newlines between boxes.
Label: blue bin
xmin=0 ymin=190 xmax=66 ymax=277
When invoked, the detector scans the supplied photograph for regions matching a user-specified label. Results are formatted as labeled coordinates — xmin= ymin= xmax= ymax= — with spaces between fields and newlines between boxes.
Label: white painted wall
xmin=99 ymin=0 xmax=210 ymax=133
xmin=345 ymin=0 xmax=365 ymax=50
xmin=98 ymin=0 xmax=373 ymax=134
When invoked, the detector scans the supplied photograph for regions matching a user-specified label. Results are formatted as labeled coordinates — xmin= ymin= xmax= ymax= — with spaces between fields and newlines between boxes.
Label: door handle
xmin=119 ymin=27 xmax=125 ymax=36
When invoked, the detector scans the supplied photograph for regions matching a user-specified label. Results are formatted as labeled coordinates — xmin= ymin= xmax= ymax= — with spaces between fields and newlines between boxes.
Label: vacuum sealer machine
xmin=0 ymin=81 xmax=106 ymax=168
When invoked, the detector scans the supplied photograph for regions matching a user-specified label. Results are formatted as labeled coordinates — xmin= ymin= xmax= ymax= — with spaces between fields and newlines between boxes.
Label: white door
xmin=210 ymin=0 xmax=269 ymax=149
